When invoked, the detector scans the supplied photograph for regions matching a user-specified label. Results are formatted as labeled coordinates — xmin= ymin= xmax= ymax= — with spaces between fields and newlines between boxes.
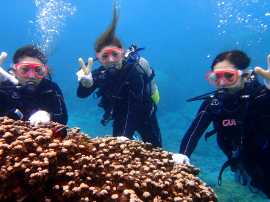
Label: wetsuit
xmin=180 ymin=80 xmax=270 ymax=197
xmin=0 ymin=79 xmax=68 ymax=125
xmin=77 ymin=59 xmax=162 ymax=147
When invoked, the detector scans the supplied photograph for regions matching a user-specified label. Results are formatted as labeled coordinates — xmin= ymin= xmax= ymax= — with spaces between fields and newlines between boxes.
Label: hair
xmin=95 ymin=6 xmax=122 ymax=53
xmin=13 ymin=45 xmax=48 ymax=64
xmin=211 ymin=50 xmax=250 ymax=70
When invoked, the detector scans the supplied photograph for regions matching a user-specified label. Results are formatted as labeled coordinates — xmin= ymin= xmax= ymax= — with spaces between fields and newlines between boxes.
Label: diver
xmin=173 ymin=50 xmax=270 ymax=198
xmin=76 ymin=6 xmax=162 ymax=147
xmin=0 ymin=45 xmax=68 ymax=125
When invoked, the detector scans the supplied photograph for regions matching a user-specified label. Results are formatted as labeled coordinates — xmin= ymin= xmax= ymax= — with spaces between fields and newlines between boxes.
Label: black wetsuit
xmin=0 ymin=79 xmax=68 ymax=125
xmin=77 ymin=61 xmax=162 ymax=147
xmin=180 ymin=80 xmax=270 ymax=197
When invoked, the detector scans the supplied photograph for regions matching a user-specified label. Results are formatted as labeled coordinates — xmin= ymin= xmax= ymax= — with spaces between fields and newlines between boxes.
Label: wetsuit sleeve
xmin=179 ymin=100 xmax=213 ymax=157
xmin=77 ymin=70 xmax=99 ymax=98
xmin=46 ymin=83 xmax=68 ymax=125
xmin=77 ymin=83 xmax=97 ymax=98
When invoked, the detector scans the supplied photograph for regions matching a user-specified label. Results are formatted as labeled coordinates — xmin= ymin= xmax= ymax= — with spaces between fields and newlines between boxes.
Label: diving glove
xmin=0 ymin=51 xmax=18 ymax=85
xmin=29 ymin=110 xmax=51 ymax=126
xmin=255 ymin=54 xmax=270 ymax=89
xmin=76 ymin=57 xmax=94 ymax=88
xmin=116 ymin=136 xmax=130 ymax=142
xmin=172 ymin=153 xmax=190 ymax=165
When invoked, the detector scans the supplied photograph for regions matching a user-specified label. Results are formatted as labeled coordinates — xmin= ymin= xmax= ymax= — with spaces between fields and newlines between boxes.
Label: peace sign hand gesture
xmin=76 ymin=57 xmax=94 ymax=88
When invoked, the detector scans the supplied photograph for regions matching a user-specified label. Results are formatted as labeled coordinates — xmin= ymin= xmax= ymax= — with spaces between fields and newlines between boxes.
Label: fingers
xmin=0 ymin=53 xmax=19 ymax=85
xmin=87 ymin=57 xmax=94 ymax=71
xmin=172 ymin=153 xmax=190 ymax=165
xmin=116 ymin=136 xmax=130 ymax=142
xmin=254 ymin=66 xmax=267 ymax=76
xmin=267 ymin=54 xmax=270 ymax=69
xmin=255 ymin=66 xmax=270 ymax=81
xmin=78 ymin=57 xmax=94 ymax=75
xmin=0 ymin=52 xmax=8 ymax=65
xmin=84 ymin=57 xmax=93 ymax=75
xmin=29 ymin=110 xmax=50 ymax=126
xmin=78 ymin=57 xmax=86 ymax=70
xmin=254 ymin=54 xmax=270 ymax=81
xmin=254 ymin=66 xmax=265 ymax=74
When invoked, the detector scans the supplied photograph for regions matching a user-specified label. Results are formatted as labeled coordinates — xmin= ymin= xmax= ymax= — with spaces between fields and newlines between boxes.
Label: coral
xmin=0 ymin=117 xmax=217 ymax=202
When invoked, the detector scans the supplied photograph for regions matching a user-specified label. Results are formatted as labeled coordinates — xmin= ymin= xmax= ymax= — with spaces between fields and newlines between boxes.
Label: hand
xmin=254 ymin=54 xmax=270 ymax=88
xmin=0 ymin=52 xmax=18 ymax=85
xmin=0 ymin=51 xmax=7 ymax=64
xmin=76 ymin=57 xmax=94 ymax=88
xmin=172 ymin=153 xmax=190 ymax=165
xmin=116 ymin=136 xmax=130 ymax=142
xmin=29 ymin=110 xmax=51 ymax=126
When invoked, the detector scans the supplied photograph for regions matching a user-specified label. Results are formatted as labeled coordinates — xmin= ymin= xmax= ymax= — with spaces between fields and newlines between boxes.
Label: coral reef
xmin=0 ymin=117 xmax=217 ymax=202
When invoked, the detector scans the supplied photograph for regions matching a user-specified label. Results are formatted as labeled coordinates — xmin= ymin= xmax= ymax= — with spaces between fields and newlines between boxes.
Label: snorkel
xmin=186 ymin=89 xmax=226 ymax=102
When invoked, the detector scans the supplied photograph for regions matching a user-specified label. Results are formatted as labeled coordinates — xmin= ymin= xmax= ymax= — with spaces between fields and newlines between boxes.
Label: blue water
xmin=1 ymin=0 xmax=270 ymax=201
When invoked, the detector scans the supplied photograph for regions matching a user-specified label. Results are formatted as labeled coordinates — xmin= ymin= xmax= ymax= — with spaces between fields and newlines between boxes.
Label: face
xmin=210 ymin=60 xmax=245 ymax=92
xmin=13 ymin=56 xmax=48 ymax=85
xmin=96 ymin=46 xmax=124 ymax=69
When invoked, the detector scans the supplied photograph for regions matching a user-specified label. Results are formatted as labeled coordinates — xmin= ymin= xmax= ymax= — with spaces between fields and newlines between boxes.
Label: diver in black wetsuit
xmin=0 ymin=45 xmax=68 ymax=125
xmin=76 ymin=7 xmax=162 ymax=147
xmin=175 ymin=50 xmax=270 ymax=198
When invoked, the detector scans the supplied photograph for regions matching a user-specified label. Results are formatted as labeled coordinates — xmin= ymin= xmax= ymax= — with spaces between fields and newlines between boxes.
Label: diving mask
xmin=14 ymin=62 xmax=48 ymax=79
xmin=206 ymin=69 xmax=244 ymax=87
xmin=96 ymin=47 xmax=123 ymax=65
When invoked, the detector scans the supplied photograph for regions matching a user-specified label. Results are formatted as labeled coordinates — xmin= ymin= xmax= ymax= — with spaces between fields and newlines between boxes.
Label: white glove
xmin=172 ymin=153 xmax=190 ymax=165
xmin=0 ymin=52 xmax=18 ymax=85
xmin=29 ymin=110 xmax=51 ymax=126
xmin=76 ymin=68 xmax=93 ymax=88
xmin=116 ymin=136 xmax=130 ymax=142
xmin=76 ymin=57 xmax=94 ymax=88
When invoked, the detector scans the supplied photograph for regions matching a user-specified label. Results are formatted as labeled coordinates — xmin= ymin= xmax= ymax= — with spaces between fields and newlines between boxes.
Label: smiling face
xmin=96 ymin=46 xmax=124 ymax=69
xmin=13 ymin=56 xmax=48 ymax=85
xmin=211 ymin=60 xmax=245 ymax=92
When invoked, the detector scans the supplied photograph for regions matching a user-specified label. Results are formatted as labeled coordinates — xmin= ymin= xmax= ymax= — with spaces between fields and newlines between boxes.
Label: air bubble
xmin=30 ymin=0 xmax=76 ymax=54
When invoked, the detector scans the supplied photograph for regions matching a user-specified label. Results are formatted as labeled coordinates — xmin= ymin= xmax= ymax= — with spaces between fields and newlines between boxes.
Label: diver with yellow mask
xmin=76 ymin=6 xmax=162 ymax=147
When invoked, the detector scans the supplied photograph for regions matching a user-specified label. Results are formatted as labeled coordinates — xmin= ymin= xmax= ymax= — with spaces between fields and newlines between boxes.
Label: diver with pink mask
xmin=0 ymin=45 xmax=67 ymax=126
xmin=76 ymin=7 xmax=162 ymax=147
xmin=173 ymin=50 xmax=270 ymax=198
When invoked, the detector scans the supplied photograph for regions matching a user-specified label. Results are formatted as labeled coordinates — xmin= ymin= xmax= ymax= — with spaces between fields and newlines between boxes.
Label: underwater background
xmin=1 ymin=0 xmax=270 ymax=201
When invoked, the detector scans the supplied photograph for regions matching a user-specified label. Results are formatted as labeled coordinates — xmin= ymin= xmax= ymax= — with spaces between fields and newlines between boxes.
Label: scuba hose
xmin=186 ymin=88 xmax=226 ymax=102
